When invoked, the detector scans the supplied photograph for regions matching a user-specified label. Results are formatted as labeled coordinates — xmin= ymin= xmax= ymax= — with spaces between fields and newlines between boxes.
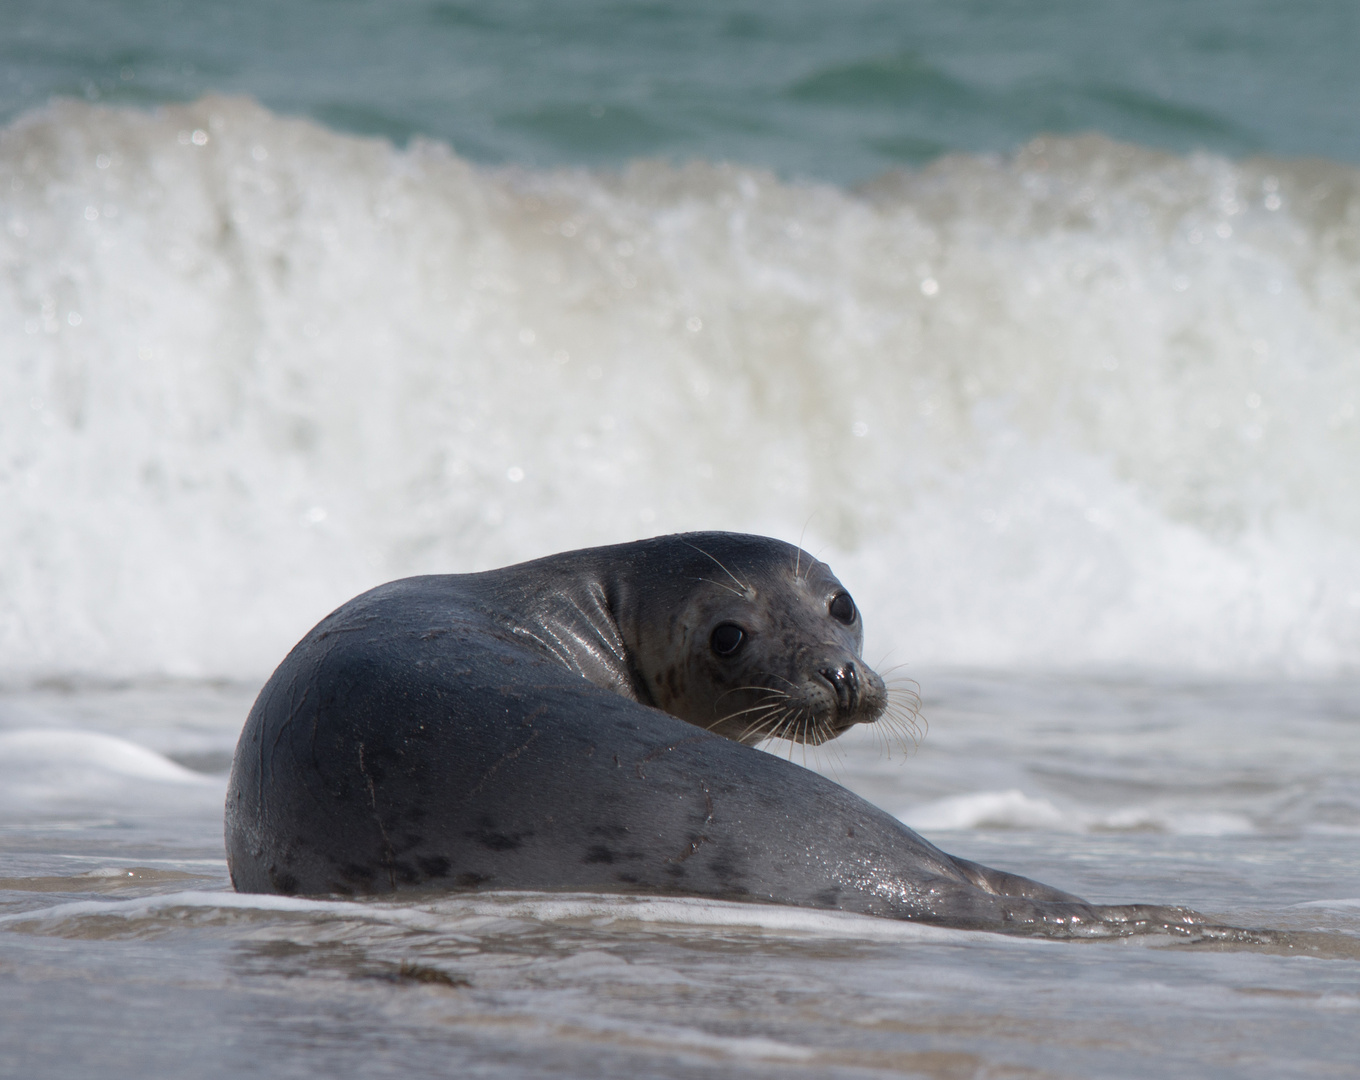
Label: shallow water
xmin=2 ymin=675 xmax=1357 ymax=1078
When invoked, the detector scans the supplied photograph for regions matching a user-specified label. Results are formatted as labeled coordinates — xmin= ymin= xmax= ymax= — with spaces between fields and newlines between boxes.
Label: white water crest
xmin=3 ymin=96 xmax=1360 ymax=680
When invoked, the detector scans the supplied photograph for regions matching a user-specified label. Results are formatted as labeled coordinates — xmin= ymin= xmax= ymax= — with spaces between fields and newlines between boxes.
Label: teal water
xmin=3 ymin=0 xmax=1358 ymax=182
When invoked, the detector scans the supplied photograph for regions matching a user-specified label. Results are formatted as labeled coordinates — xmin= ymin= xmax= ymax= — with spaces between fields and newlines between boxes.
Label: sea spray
xmin=3 ymin=97 xmax=1359 ymax=679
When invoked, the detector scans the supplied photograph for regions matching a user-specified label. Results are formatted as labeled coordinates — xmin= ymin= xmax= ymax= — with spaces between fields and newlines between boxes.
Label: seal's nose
xmin=818 ymin=662 xmax=861 ymax=714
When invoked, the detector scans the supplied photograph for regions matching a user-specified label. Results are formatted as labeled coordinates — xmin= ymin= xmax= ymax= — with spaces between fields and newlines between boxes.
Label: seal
xmin=225 ymin=532 xmax=1211 ymax=936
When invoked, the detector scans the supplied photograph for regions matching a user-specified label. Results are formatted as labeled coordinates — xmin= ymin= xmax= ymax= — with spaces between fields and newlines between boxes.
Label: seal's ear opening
xmin=710 ymin=623 xmax=746 ymax=657
xmin=829 ymin=592 xmax=857 ymax=625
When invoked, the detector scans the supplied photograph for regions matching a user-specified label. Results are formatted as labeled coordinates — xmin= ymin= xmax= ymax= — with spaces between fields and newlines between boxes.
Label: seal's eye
xmin=710 ymin=623 xmax=746 ymax=657
xmin=828 ymin=592 xmax=856 ymax=625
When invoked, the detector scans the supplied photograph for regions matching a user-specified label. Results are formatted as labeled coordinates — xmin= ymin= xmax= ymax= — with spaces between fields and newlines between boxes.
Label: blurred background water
xmin=2 ymin=3 xmax=1359 ymax=1078
xmin=4 ymin=0 xmax=1359 ymax=182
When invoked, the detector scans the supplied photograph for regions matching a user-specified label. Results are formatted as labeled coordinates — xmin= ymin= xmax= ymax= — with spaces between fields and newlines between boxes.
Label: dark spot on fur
xmin=616 ymin=873 xmax=641 ymax=884
xmin=269 ymin=869 xmax=299 ymax=895
xmin=706 ymin=855 xmax=743 ymax=884
xmin=455 ymin=872 xmax=490 ymax=888
xmin=847 ymin=825 xmax=855 ymax=837
xmin=584 ymin=845 xmax=615 ymax=864
xmin=339 ymin=863 xmax=377 ymax=884
xmin=470 ymin=828 xmax=524 ymax=851
xmin=816 ymin=888 xmax=843 ymax=907
xmin=417 ymin=856 xmax=451 ymax=879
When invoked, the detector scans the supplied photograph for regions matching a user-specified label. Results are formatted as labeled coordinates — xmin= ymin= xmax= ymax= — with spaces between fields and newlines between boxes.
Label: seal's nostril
xmin=819 ymin=663 xmax=861 ymax=713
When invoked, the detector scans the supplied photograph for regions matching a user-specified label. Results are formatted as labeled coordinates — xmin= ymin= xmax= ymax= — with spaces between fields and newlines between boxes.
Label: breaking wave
xmin=3 ymin=96 xmax=1359 ymax=679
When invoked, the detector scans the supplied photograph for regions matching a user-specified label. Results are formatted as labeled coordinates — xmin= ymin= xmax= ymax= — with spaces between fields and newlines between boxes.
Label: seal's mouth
xmin=718 ymin=661 xmax=888 ymax=745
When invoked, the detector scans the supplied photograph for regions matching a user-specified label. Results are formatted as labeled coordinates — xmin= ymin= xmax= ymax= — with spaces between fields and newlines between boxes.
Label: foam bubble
xmin=3 ymin=98 xmax=1360 ymax=679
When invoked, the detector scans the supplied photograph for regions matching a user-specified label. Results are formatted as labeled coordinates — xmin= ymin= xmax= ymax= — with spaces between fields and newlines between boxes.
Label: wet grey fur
xmin=226 ymin=532 xmax=1213 ymax=937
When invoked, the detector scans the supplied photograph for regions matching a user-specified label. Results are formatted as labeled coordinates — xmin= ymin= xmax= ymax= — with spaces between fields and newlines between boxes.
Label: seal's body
xmin=226 ymin=533 xmax=1204 ymax=936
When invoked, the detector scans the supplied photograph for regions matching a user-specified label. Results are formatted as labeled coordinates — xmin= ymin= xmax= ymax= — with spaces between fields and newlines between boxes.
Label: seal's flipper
xmin=948 ymin=856 xmax=1088 ymax=904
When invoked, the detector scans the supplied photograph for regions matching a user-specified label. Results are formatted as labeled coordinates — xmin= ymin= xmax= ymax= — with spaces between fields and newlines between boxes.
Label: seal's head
xmin=621 ymin=533 xmax=888 ymax=745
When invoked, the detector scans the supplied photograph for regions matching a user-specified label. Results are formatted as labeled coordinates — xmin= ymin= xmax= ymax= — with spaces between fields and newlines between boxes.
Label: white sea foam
xmin=0 ymin=729 xmax=222 ymax=817
xmin=0 ymin=887 xmax=1013 ymax=947
xmin=4 ymin=97 xmax=1360 ymax=680
xmin=901 ymin=789 xmax=1070 ymax=831
xmin=0 ymin=729 xmax=210 ymax=783
xmin=898 ymin=789 xmax=1258 ymax=835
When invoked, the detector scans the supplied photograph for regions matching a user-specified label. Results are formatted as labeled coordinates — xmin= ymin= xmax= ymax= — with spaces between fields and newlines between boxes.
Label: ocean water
xmin=3 ymin=3 xmax=1360 ymax=1077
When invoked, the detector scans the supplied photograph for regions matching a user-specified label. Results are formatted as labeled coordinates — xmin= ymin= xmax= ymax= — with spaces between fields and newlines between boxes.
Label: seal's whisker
xmin=875 ymin=699 xmax=927 ymax=756
xmin=875 ymin=660 xmax=917 ymax=682
xmin=790 ymin=709 xmax=811 ymax=760
xmin=718 ymin=700 xmax=793 ymax=723
xmin=884 ymin=673 xmax=922 ymax=693
xmin=710 ymin=704 xmax=780 ymax=736
xmin=747 ymin=715 xmax=792 ymax=748
xmin=689 ymin=574 xmax=747 ymax=599
xmin=885 ymin=690 xmax=925 ymax=736
xmin=738 ymin=718 xmax=780 ymax=745
xmin=712 ymin=684 xmax=791 ymax=707
xmin=882 ymin=697 xmax=923 ymax=731
xmin=811 ymin=726 xmax=848 ymax=782
xmin=680 ymin=538 xmax=752 ymax=596
xmin=794 ymin=515 xmax=816 ymax=582
xmin=735 ymin=705 xmax=792 ymax=743
xmin=712 ymin=697 xmax=790 ymax=722
xmin=726 ymin=704 xmax=787 ymax=735
xmin=885 ymin=683 xmax=924 ymax=718
xmin=733 ymin=715 xmax=790 ymax=741
xmin=712 ymin=689 xmax=794 ymax=727
xmin=876 ymin=718 xmax=902 ymax=759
